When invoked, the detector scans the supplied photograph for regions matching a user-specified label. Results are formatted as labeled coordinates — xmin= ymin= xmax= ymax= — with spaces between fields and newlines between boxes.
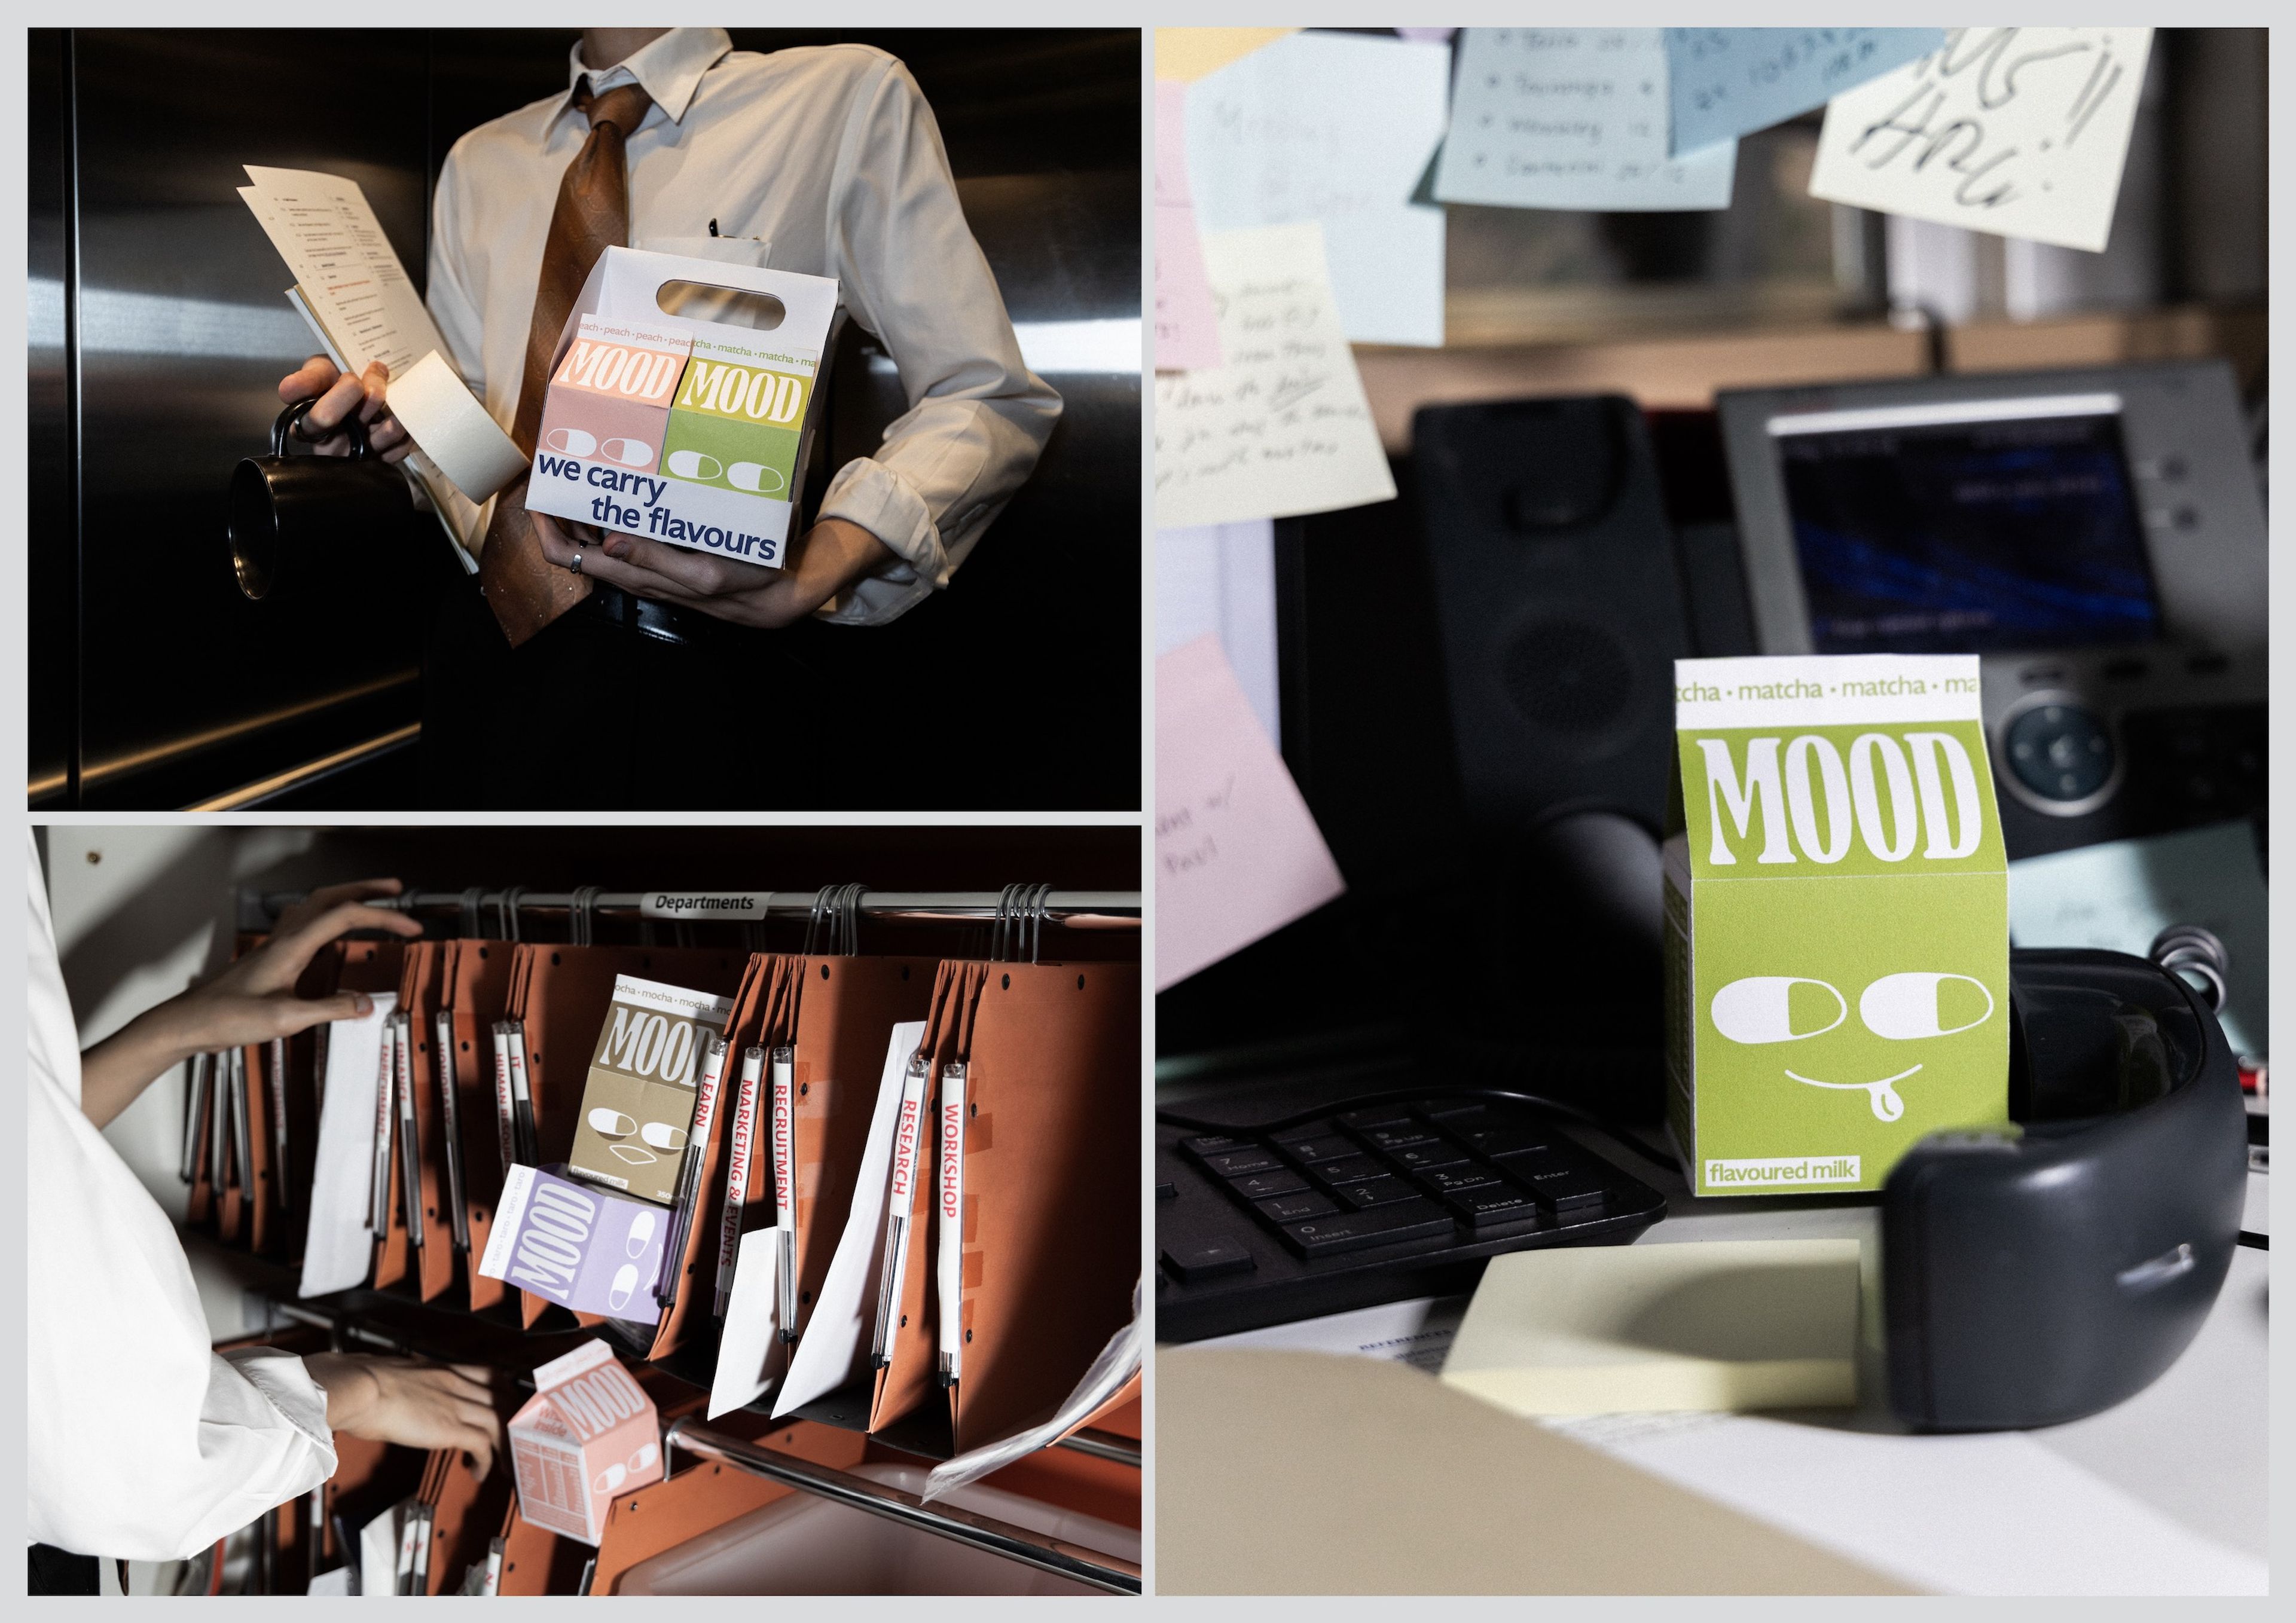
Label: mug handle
xmin=273 ymin=396 xmax=373 ymax=459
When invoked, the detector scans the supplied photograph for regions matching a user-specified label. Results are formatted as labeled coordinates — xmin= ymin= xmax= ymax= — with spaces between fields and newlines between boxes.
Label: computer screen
xmin=1770 ymin=394 xmax=2162 ymax=655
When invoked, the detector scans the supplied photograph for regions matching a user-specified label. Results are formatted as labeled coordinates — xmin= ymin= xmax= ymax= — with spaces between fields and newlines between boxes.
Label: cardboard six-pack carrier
xmin=1664 ymin=653 xmax=2011 ymax=1196
xmin=522 ymin=246 xmax=841 ymax=568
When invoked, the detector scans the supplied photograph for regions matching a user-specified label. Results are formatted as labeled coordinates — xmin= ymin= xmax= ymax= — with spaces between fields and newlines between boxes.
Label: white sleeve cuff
xmin=818 ymin=456 xmax=944 ymax=589
xmin=219 ymin=1347 xmax=340 ymax=1473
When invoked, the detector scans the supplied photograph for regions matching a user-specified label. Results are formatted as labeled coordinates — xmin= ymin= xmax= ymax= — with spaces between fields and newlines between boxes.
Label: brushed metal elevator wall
xmin=35 ymin=30 xmax=443 ymax=811
xmin=32 ymin=28 xmax=1141 ymax=809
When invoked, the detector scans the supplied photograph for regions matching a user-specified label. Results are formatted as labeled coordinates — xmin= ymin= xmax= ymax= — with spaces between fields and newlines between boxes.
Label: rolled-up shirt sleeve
xmin=817 ymin=56 xmax=1062 ymax=625
xmin=26 ymin=833 xmax=336 ymax=1563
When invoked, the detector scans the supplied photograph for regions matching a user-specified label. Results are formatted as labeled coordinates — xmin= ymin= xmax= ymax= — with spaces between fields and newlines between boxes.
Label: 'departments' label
xmin=1664 ymin=653 xmax=2010 ymax=1195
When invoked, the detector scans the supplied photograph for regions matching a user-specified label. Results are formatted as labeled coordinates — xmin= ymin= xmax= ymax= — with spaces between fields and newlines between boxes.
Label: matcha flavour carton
xmin=1663 ymin=653 xmax=2011 ymax=1196
xmin=523 ymin=245 xmax=839 ymax=568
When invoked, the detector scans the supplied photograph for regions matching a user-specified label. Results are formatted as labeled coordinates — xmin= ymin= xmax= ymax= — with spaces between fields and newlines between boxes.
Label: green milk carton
xmin=1664 ymin=654 xmax=2010 ymax=1196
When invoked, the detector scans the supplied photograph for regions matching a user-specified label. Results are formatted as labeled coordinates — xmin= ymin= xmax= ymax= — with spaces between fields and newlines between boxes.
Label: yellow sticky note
xmin=1154 ymin=27 xmax=1297 ymax=83
xmin=1442 ymin=1239 xmax=1861 ymax=1416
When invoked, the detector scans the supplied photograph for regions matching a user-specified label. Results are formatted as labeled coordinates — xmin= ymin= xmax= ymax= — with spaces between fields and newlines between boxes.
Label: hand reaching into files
xmin=278 ymin=356 xmax=415 ymax=464
xmin=531 ymin=507 xmax=895 ymax=629
xmin=304 ymin=1355 xmax=503 ymax=1481
xmin=77 ymin=879 xmax=423 ymax=1129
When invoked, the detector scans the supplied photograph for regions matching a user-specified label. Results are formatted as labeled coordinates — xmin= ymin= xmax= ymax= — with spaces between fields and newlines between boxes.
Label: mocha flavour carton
xmin=565 ymin=974 xmax=735 ymax=1206
xmin=1663 ymin=654 xmax=2010 ymax=1196
xmin=479 ymin=1162 xmax=670 ymax=1321
xmin=523 ymin=245 xmax=839 ymax=567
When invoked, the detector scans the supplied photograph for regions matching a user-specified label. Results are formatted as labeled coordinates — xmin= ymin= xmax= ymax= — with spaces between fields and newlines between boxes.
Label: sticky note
xmin=1152 ymin=221 xmax=1396 ymax=530
xmin=1664 ymin=29 xmax=1944 ymax=155
xmin=2009 ymin=821 xmax=2268 ymax=1058
xmin=1443 ymin=1240 xmax=1863 ymax=1416
xmin=1154 ymin=27 xmax=1297 ymax=84
xmin=1155 ymin=635 xmax=1345 ymax=992
xmin=1436 ymin=28 xmax=1738 ymax=212
xmin=1810 ymin=28 xmax=2155 ymax=253
xmin=1155 ymin=81 xmax=1222 ymax=371
xmin=1187 ymin=30 xmax=1453 ymax=347
xmin=1665 ymin=655 xmax=2010 ymax=1197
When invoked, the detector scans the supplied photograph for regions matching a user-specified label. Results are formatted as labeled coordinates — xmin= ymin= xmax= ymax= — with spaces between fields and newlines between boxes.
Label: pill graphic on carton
xmin=666 ymin=450 xmax=722 ymax=481
xmin=588 ymin=1108 xmax=637 ymax=1136
xmin=606 ymin=1265 xmax=641 ymax=1313
xmin=640 ymin=1122 xmax=688 ymax=1151
xmin=625 ymin=1209 xmax=657 ymax=1257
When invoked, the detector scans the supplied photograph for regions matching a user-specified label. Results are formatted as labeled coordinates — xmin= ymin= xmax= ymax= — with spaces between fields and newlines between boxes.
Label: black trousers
xmin=420 ymin=579 xmax=935 ymax=810
xmin=28 ymin=1543 xmax=100 ymax=1594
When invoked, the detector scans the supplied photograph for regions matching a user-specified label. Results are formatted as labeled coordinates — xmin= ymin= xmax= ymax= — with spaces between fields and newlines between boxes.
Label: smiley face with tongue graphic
xmin=1710 ymin=971 xmax=1997 ymax=1121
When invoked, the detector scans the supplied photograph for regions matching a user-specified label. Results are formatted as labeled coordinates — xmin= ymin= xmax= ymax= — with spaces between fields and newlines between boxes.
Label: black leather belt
xmin=581 ymin=581 xmax=715 ymax=647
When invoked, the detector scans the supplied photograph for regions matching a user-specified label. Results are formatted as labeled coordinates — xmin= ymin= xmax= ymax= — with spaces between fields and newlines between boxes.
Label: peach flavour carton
xmin=508 ymin=1340 xmax=664 ymax=1546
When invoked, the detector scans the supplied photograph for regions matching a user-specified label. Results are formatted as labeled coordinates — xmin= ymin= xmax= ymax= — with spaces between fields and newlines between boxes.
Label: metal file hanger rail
xmin=662 ymin=1419 xmax=1140 ymax=1594
xmin=249 ymin=885 xmax=1140 ymax=935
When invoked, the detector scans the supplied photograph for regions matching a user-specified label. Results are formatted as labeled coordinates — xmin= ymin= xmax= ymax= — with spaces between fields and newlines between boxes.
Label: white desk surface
xmin=1189 ymin=1149 xmax=2268 ymax=1595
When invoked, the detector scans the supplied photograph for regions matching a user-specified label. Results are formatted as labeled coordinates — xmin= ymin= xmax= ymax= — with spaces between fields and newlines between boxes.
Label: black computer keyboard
xmin=1157 ymin=1095 xmax=1668 ymax=1341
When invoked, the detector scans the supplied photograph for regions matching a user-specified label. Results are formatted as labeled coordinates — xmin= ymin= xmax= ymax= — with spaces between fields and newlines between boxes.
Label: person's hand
xmin=305 ymin=1355 xmax=502 ymax=1480
xmin=532 ymin=509 xmax=896 ymax=628
xmin=165 ymin=878 xmax=424 ymax=1053
xmin=277 ymin=355 xmax=414 ymax=464
xmin=76 ymin=879 xmax=423 ymax=1127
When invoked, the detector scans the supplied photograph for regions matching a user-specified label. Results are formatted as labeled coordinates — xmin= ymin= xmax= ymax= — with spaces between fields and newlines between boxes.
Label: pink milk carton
xmin=506 ymin=1340 xmax=664 ymax=1545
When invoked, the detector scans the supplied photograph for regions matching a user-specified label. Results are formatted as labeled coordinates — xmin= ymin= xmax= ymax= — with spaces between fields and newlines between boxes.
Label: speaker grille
xmin=1501 ymin=619 xmax=1634 ymax=735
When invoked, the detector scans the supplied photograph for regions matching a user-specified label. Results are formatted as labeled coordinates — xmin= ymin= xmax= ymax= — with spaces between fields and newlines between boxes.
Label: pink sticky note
xmin=1156 ymin=635 xmax=1345 ymax=991
xmin=1155 ymin=81 xmax=1223 ymax=372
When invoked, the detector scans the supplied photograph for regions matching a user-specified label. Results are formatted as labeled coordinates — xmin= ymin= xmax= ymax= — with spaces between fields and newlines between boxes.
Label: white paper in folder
xmin=770 ymin=1021 xmax=928 ymax=1417
xmin=298 ymin=992 xmax=396 ymax=1298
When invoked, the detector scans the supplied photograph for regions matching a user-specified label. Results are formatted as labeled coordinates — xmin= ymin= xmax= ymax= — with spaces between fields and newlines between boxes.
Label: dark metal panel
xmin=28 ymin=30 xmax=74 ymax=806
xmin=69 ymin=29 xmax=445 ymax=808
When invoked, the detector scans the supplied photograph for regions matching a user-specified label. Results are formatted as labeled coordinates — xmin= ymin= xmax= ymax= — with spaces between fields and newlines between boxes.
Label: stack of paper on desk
xmin=1442 ymin=1239 xmax=1861 ymax=1415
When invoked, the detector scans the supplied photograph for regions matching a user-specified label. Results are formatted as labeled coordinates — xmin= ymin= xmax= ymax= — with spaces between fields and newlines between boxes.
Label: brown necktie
xmin=478 ymin=76 xmax=655 ymax=647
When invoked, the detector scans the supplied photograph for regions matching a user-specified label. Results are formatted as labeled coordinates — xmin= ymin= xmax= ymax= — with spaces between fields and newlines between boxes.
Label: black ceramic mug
xmin=227 ymin=397 xmax=415 ymax=601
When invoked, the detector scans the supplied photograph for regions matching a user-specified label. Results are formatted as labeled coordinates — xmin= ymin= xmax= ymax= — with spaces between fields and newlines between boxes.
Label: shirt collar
xmin=552 ymin=27 xmax=732 ymax=135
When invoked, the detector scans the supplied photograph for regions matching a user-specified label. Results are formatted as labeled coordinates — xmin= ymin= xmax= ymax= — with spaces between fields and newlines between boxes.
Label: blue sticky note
xmin=1665 ymin=28 xmax=1945 ymax=155
xmin=1435 ymin=29 xmax=1737 ymax=214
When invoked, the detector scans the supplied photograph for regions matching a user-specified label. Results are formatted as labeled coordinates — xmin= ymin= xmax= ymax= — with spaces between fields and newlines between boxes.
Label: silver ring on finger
xmin=570 ymin=550 xmax=583 ymax=575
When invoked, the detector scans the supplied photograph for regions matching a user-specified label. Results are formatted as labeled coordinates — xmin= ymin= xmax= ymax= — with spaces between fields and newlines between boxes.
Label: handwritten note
xmin=1810 ymin=27 xmax=2154 ymax=253
xmin=1664 ymin=28 xmax=1944 ymax=155
xmin=1436 ymin=29 xmax=1738 ymax=212
xmin=1152 ymin=221 xmax=1396 ymax=530
xmin=1156 ymin=81 xmax=1223 ymax=371
xmin=1156 ymin=635 xmax=1345 ymax=992
xmin=1187 ymin=30 xmax=1453 ymax=349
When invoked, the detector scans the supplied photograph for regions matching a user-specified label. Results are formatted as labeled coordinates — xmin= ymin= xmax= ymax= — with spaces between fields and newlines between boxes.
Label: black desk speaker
xmin=1414 ymin=395 xmax=1692 ymax=833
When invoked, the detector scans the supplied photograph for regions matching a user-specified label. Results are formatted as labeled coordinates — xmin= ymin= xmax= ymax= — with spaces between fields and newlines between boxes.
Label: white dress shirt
xmin=428 ymin=27 xmax=1061 ymax=626
xmin=26 ymin=832 xmax=336 ymax=1561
